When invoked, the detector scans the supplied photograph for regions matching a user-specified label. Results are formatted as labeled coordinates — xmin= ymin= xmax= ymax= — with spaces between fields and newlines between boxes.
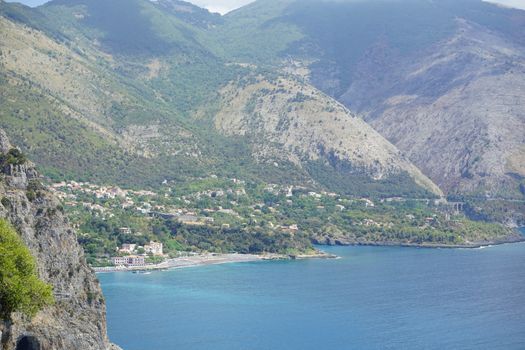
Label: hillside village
xmin=46 ymin=176 xmax=513 ymax=267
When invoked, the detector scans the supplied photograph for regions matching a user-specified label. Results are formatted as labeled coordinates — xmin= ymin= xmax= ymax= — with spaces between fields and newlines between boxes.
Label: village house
xmin=132 ymin=190 xmax=157 ymax=196
xmin=144 ymin=241 xmax=163 ymax=256
xmin=112 ymin=255 xmax=145 ymax=267
xmin=280 ymin=224 xmax=299 ymax=233
xmin=111 ymin=256 xmax=127 ymax=266
xmin=119 ymin=227 xmax=132 ymax=235
xmin=363 ymin=219 xmax=379 ymax=227
xmin=177 ymin=214 xmax=201 ymax=225
xmin=218 ymin=208 xmax=237 ymax=216
xmin=121 ymin=200 xmax=135 ymax=209
xmin=82 ymin=203 xmax=106 ymax=212
xmin=52 ymin=182 xmax=67 ymax=188
xmin=361 ymin=198 xmax=375 ymax=207
xmin=137 ymin=207 xmax=151 ymax=214
xmin=119 ymin=243 xmax=136 ymax=253
xmin=308 ymin=192 xmax=322 ymax=198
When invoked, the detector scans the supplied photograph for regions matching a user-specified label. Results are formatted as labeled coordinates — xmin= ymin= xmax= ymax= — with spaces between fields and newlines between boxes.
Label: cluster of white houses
xmin=111 ymin=240 xmax=164 ymax=267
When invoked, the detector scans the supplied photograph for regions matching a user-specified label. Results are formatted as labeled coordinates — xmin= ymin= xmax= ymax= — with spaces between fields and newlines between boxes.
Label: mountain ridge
xmin=0 ymin=0 xmax=441 ymax=199
xmin=213 ymin=0 xmax=525 ymax=203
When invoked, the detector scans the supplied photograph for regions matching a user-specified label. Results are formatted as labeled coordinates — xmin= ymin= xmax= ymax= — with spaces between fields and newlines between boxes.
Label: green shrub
xmin=26 ymin=180 xmax=45 ymax=202
xmin=0 ymin=148 xmax=27 ymax=167
xmin=0 ymin=219 xmax=54 ymax=320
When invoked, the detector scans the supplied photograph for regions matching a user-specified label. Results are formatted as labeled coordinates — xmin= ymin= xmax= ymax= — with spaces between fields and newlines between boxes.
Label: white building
xmin=119 ymin=243 xmax=136 ymax=253
xmin=144 ymin=241 xmax=163 ymax=256
xmin=112 ymin=255 xmax=145 ymax=267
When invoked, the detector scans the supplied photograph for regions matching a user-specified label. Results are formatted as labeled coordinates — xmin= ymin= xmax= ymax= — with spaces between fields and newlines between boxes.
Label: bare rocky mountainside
xmin=299 ymin=1 xmax=525 ymax=201
xmin=340 ymin=19 xmax=525 ymax=199
xmin=0 ymin=130 xmax=119 ymax=349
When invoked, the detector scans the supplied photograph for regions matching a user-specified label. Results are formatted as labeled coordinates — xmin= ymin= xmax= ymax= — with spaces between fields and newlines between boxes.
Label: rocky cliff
xmin=0 ymin=129 xmax=119 ymax=350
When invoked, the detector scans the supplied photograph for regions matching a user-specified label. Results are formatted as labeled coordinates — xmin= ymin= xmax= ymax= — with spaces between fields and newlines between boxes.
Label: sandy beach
xmin=93 ymin=253 xmax=264 ymax=273
xmin=93 ymin=251 xmax=337 ymax=273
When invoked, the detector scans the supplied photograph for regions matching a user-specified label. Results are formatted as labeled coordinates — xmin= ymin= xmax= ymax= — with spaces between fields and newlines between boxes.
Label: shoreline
xmin=93 ymin=251 xmax=336 ymax=273
xmin=94 ymin=253 xmax=262 ymax=273
xmin=316 ymin=234 xmax=525 ymax=249
xmin=93 ymin=235 xmax=525 ymax=273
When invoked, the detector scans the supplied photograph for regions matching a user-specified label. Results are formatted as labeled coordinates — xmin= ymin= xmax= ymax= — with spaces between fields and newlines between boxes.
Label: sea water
xmin=99 ymin=240 xmax=525 ymax=350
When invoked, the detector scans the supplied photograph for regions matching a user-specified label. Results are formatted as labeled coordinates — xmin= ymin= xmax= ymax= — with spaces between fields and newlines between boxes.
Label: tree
xmin=0 ymin=219 xmax=54 ymax=348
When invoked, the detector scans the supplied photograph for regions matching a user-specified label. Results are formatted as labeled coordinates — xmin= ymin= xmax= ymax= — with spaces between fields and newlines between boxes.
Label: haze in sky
xmin=484 ymin=0 xmax=525 ymax=9
xmin=186 ymin=0 xmax=255 ymax=14
xmin=5 ymin=0 xmax=525 ymax=14
xmin=192 ymin=0 xmax=525 ymax=13
xmin=4 ymin=0 xmax=256 ymax=13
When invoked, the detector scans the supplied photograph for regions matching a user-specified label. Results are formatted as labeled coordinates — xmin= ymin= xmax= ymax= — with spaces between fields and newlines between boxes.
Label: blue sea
xmin=100 ymin=239 xmax=525 ymax=349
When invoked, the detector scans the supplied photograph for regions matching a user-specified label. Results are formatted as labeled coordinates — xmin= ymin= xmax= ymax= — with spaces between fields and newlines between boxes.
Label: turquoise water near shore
xmin=100 ymin=240 xmax=525 ymax=350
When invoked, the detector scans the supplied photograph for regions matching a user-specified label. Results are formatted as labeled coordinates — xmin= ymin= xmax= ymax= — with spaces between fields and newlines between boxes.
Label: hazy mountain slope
xmin=0 ymin=13 xmax=202 ymax=185
xmin=213 ymin=0 xmax=301 ymax=62
xmin=216 ymin=0 xmax=525 ymax=200
xmin=0 ymin=8 xmax=304 ymax=188
xmin=0 ymin=0 xmax=441 ymax=198
xmin=38 ymin=0 xmax=206 ymax=55
xmin=151 ymin=0 xmax=223 ymax=28
xmin=215 ymin=75 xmax=442 ymax=197
xmin=358 ymin=20 xmax=525 ymax=198
xmin=2 ymin=0 xmax=239 ymax=116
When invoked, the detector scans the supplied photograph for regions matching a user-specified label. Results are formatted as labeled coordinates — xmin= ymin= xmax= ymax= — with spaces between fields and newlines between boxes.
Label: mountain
xmin=1 ymin=0 xmax=523 ymax=221
xmin=216 ymin=0 xmax=525 ymax=203
xmin=0 ymin=0 xmax=441 ymax=198
xmin=215 ymin=74 xmax=441 ymax=197
xmin=0 ymin=129 xmax=120 ymax=349
xmin=360 ymin=19 xmax=525 ymax=199
xmin=5 ymin=0 xmax=48 ymax=6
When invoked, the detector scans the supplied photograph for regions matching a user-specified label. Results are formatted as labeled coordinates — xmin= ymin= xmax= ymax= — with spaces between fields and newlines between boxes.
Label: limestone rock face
xmin=0 ymin=130 xmax=120 ymax=350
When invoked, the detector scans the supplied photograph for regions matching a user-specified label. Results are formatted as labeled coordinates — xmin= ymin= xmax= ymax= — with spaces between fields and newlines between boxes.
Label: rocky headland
xmin=0 ymin=129 xmax=120 ymax=350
